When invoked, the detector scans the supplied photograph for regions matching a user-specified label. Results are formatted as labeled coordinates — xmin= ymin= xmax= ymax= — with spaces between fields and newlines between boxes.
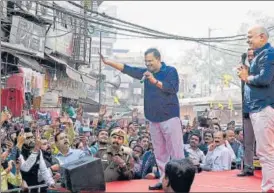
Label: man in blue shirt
xmin=238 ymin=25 xmax=274 ymax=192
xmin=99 ymin=48 xmax=184 ymax=190
xmin=54 ymin=132 xmax=90 ymax=166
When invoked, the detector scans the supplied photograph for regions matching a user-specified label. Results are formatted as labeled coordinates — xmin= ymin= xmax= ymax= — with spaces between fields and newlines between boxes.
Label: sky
xmin=101 ymin=1 xmax=274 ymax=61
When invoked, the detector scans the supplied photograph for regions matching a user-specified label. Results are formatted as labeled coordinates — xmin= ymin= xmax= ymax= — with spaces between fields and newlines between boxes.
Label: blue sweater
xmin=122 ymin=62 xmax=180 ymax=122
xmin=244 ymin=43 xmax=274 ymax=113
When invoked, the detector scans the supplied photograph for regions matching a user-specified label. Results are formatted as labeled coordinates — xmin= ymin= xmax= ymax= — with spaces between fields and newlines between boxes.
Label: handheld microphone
xmin=241 ymin=53 xmax=247 ymax=66
xmin=140 ymin=69 xmax=154 ymax=83
xmin=140 ymin=75 xmax=146 ymax=83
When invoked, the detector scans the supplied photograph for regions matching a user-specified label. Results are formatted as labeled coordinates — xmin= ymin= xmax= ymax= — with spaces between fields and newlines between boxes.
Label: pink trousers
xmin=149 ymin=117 xmax=185 ymax=181
xmin=250 ymin=106 xmax=274 ymax=192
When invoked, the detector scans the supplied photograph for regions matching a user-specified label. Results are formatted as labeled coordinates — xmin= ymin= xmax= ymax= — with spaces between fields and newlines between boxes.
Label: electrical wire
xmin=53 ymin=2 xmax=274 ymax=44
xmin=38 ymin=1 xmax=249 ymax=43
xmin=1 ymin=2 xmax=270 ymax=59
xmin=2 ymin=4 xmax=166 ymax=40
xmin=5 ymin=0 xmax=274 ymax=49
xmin=3 ymin=2 xmax=255 ymax=44
xmin=68 ymin=1 xmax=248 ymax=41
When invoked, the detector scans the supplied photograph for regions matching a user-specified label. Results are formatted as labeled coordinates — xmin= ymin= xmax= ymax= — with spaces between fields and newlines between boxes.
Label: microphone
xmin=140 ymin=70 xmax=154 ymax=83
xmin=241 ymin=53 xmax=247 ymax=66
xmin=140 ymin=74 xmax=146 ymax=83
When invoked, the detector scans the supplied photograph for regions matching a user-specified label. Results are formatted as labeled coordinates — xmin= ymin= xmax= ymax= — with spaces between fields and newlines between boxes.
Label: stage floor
xmin=106 ymin=170 xmax=262 ymax=192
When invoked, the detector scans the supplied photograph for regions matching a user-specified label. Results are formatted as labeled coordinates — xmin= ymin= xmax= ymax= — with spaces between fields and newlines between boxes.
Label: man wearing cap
xmin=95 ymin=128 xmax=134 ymax=182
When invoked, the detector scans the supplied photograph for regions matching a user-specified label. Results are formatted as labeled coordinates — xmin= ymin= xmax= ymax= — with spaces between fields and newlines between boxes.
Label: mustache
xmin=112 ymin=142 xmax=119 ymax=145
xmin=28 ymin=141 xmax=35 ymax=148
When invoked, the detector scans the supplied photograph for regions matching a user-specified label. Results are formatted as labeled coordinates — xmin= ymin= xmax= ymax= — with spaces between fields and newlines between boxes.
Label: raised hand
xmin=6 ymin=160 xmax=14 ymax=173
xmin=17 ymin=131 xmax=25 ymax=150
xmin=208 ymin=143 xmax=216 ymax=151
xmin=33 ymin=132 xmax=42 ymax=153
xmin=5 ymin=140 xmax=14 ymax=152
xmin=99 ymin=105 xmax=107 ymax=117
xmin=15 ymin=159 xmax=22 ymax=172
xmin=98 ymin=52 xmax=107 ymax=64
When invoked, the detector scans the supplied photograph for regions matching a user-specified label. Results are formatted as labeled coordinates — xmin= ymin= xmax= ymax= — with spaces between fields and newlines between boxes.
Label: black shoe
xmin=149 ymin=183 xmax=163 ymax=190
xmin=237 ymin=170 xmax=254 ymax=177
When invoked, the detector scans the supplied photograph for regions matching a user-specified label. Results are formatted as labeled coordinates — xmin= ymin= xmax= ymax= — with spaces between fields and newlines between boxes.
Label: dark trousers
xmin=243 ymin=116 xmax=255 ymax=168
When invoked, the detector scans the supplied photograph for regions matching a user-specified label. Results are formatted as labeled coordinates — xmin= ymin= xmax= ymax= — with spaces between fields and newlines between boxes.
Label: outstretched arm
xmin=99 ymin=53 xmax=146 ymax=80
xmin=99 ymin=52 xmax=124 ymax=71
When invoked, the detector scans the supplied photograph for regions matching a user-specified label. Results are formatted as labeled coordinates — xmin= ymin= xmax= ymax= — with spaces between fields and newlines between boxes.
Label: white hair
xmin=249 ymin=25 xmax=269 ymax=39
xmin=257 ymin=26 xmax=269 ymax=39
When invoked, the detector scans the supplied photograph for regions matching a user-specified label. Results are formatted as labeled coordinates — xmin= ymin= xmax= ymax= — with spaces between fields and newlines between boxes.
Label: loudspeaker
xmin=61 ymin=156 xmax=105 ymax=192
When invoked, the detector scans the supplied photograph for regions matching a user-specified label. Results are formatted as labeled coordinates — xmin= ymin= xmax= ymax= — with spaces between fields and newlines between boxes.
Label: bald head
xmin=247 ymin=25 xmax=269 ymax=49
xmin=226 ymin=129 xmax=235 ymax=143
xmin=248 ymin=25 xmax=269 ymax=39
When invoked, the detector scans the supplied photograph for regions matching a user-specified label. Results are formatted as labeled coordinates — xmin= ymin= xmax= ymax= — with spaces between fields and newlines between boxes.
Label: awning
xmin=1 ymin=41 xmax=36 ymax=56
xmin=82 ymin=73 xmax=96 ymax=87
xmin=46 ymin=54 xmax=67 ymax=65
xmin=1 ymin=42 xmax=43 ymax=73
xmin=66 ymin=66 xmax=82 ymax=83
xmin=16 ymin=54 xmax=44 ymax=73
xmin=45 ymin=53 xmax=97 ymax=87
xmin=78 ymin=97 xmax=100 ymax=113
xmin=78 ymin=97 xmax=99 ymax=105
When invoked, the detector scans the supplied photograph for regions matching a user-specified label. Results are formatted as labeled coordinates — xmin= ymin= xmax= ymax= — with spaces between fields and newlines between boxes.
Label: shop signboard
xmin=9 ymin=16 xmax=46 ymax=58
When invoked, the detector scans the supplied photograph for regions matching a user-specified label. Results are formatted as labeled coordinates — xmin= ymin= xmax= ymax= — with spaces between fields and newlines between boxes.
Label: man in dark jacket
xmin=19 ymin=128 xmax=55 ymax=192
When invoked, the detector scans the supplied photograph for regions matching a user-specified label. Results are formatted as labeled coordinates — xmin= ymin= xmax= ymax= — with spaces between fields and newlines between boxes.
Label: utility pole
xmin=83 ymin=0 xmax=88 ymax=64
xmin=208 ymin=27 xmax=211 ymax=96
xmin=99 ymin=31 xmax=102 ymax=107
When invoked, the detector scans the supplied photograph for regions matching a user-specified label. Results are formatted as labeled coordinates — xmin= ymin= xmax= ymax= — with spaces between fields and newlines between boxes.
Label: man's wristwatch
xmin=155 ymin=80 xmax=159 ymax=85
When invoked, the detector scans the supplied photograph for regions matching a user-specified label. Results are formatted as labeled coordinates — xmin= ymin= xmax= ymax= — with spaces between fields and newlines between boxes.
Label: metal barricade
xmin=3 ymin=184 xmax=48 ymax=193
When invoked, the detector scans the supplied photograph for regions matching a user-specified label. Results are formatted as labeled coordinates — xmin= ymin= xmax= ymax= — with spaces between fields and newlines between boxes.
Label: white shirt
xmin=184 ymin=144 xmax=205 ymax=165
xmin=20 ymin=150 xmax=55 ymax=186
xmin=201 ymin=144 xmax=232 ymax=171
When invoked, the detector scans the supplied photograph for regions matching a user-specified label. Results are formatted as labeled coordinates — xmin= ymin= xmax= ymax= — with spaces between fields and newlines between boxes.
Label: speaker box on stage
xmin=61 ymin=156 xmax=105 ymax=192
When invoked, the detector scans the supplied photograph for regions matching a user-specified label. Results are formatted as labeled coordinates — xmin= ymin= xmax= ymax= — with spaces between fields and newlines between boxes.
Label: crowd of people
xmin=1 ymin=104 xmax=248 ymax=193
xmin=2 ymin=24 xmax=274 ymax=193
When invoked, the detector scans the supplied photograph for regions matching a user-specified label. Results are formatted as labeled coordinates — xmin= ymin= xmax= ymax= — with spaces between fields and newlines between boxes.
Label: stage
xmin=106 ymin=170 xmax=262 ymax=192
xmin=48 ymin=170 xmax=261 ymax=192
